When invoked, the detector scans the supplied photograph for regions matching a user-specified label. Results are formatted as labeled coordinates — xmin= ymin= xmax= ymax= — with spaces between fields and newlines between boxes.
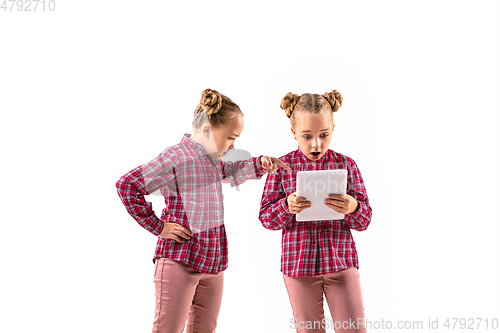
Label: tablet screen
xmin=296 ymin=169 xmax=348 ymax=222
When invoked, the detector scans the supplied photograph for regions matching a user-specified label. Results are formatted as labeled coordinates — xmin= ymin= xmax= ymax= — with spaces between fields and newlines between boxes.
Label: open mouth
xmin=311 ymin=152 xmax=321 ymax=158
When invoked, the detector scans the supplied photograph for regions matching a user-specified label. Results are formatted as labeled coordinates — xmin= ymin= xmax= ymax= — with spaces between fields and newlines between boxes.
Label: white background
xmin=0 ymin=1 xmax=498 ymax=332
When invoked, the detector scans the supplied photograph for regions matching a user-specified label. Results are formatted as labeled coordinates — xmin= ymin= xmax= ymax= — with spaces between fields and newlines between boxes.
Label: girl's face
xmin=207 ymin=114 xmax=244 ymax=160
xmin=291 ymin=111 xmax=335 ymax=162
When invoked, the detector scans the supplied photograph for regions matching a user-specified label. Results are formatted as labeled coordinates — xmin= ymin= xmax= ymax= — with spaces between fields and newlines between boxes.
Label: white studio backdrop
xmin=0 ymin=1 xmax=497 ymax=332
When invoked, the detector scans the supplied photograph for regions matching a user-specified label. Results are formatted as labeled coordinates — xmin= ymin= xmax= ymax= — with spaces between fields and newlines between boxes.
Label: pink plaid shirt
xmin=259 ymin=147 xmax=372 ymax=277
xmin=116 ymin=133 xmax=266 ymax=274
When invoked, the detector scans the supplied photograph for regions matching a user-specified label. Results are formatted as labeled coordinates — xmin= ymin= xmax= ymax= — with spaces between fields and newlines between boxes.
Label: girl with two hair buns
xmin=116 ymin=88 xmax=291 ymax=333
xmin=259 ymin=90 xmax=372 ymax=333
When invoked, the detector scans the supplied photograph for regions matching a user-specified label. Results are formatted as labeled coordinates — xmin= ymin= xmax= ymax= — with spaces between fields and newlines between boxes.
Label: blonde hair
xmin=192 ymin=89 xmax=243 ymax=129
xmin=280 ymin=90 xmax=343 ymax=128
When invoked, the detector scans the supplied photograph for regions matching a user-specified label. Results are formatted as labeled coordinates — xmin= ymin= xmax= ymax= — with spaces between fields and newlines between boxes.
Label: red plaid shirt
xmin=259 ymin=147 xmax=372 ymax=277
xmin=116 ymin=133 xmax=266 ymax=274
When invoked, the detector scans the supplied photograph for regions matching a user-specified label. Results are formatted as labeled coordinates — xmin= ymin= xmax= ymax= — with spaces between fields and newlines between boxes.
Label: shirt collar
xmin=181 ymin=133 xmax=207 ymax=156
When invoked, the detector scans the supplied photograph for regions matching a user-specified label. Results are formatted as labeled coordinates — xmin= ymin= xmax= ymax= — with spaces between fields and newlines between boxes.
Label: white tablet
xmin=296 ymin=169 xmax=348 ymax=222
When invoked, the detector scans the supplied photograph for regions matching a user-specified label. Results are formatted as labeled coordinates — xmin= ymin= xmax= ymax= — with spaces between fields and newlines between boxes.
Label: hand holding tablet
xmin=286 ymin=192 xmax=312 ymax=215
xmin=324 ymin=193 xmax=359 ymax=215
xmin=295 ymin=169 xmax=349 ymax=221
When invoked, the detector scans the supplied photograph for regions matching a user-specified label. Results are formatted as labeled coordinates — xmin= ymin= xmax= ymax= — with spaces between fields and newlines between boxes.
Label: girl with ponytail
xmin=116 ymin=88 xmax=291 ymax=333
xmin=260 ymin=90 xmax=372 ymax=333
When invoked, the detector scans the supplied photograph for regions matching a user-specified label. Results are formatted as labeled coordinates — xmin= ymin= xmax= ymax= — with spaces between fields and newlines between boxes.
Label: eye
xmin=320 ymin=134 xmax=329 ymax=138
xmin=303 ymin=135 xmax=311 ymax=139
xmin=228 ymin=137 xmax=235 ymax=141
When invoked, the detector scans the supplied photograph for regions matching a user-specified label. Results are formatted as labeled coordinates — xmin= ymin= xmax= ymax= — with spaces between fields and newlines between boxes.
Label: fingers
xmin=327 ymin=195 xmax=348 ymax=205
xmin=173 ymin=225 xmax=192 ymax=240
xmin=290 ymin=200 xmax=311 ymax=214
xmin=293 ymin=194 xmax=309 ymax=205
xmin=296 ymin=200 xmax=311 ymax=208
xmin=160 ymin=223 xmax=194 ymax=243
xmin=272 ymin=158 xmax=292 ymax=172
xmin=325 ymin=196 xmax=345 ymax=207
xmin=180 ymin=225 xmax=193 ymax=237
xmin=261 ymin=156 xmax=272 ymax=169
xmin=328 ymin=194 xmax=347 ymax=200
xmin=287 ymin=192 xmax=311 ymax=214
xmin=288 ymin=194 xmax=351 ymax=215
xmin=325 ymin=202 xmax=345 ymax=214
xmin=290 ymin=204 xmax=311 ymax=214
xmin=261 ymin=156 xmax=292 ymax=173
xmin=325 ymin=198 xmax=348 ymax=214
xmin=295 ymin=195 xmax=307 ymax=202
xmin=171 ymin=234 xmax=183 ymax=243
xmin=325 ymin=197 xmax=346 ymax=205
xmin=170 ymin=231 xmax=189 ymax=243
xmin=325 ymin=200 xmax=344 ymax=209
xmin=176 ymin=230 xmax=192 ymax=240
xmin=326 ymin=194 xmax=357 ymax=214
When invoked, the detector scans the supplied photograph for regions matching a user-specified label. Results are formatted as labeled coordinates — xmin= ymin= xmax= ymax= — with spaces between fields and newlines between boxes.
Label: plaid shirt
xmin=259 ymin=147 xmax=372 ymax=277
xmin=116 ymin=133 xmax=266 ymax=274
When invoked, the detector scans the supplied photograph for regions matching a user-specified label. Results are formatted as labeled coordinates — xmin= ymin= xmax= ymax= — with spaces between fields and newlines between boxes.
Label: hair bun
xmin=322 ymin=90 xmax=343 ymax=112
xmin=280 ymin=92 xmax=300 ymax=118
xmin=200 ymin=88 xmax=223 ymax=116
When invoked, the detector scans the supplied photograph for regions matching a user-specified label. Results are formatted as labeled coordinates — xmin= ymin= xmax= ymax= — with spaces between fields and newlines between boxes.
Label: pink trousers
xmin=152 ymin=258 xmax=224 ymax=333
xmin=283 ymin=268 xmax=367 ymax=333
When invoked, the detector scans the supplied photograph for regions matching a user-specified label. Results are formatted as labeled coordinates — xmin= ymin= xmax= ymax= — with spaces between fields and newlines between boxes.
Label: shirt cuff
xmin=149 ymin=215 xmax=165 ymax=236
xmin=253 ymin=155 xmax=266 ymax=178
xmin=348 ymin=202 xmax=363 ymax=219
xmin=278 ymin=197 xmax=294 ymax=227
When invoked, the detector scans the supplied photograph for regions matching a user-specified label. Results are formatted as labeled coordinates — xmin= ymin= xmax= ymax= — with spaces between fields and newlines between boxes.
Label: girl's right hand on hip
xmin=286 ymin=192 xmax=311 ymax=214
xmin=158 ymin=223 xmax=193 ymax=243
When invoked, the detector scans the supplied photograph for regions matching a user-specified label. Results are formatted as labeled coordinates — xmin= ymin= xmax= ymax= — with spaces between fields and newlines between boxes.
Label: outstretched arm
xmin=219 ymin=155 xmax=291 ymax=187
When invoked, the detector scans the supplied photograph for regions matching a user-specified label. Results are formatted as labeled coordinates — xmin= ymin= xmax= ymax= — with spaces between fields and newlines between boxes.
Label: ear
xmin=331 ymin=123 xmax=335 ymax=132
xmin=290 ymin=127 xmax=296 ymax=140
xmin=202 ymin=124 xmax=211 ymax=138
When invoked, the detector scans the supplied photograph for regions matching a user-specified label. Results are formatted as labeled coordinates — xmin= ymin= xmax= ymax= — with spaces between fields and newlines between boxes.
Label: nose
xmin=311 ymin=137 xmax=320 ymax=149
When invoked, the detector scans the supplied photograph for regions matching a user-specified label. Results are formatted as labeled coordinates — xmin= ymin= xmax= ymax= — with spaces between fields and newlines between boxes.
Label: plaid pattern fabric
xmin=259 ymin=147 xmax=372 ymax=277
xmin=116 ymin=133 xmax=265 ymax=274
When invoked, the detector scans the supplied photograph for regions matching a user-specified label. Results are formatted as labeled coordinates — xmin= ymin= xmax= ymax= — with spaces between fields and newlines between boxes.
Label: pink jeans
xmin=283 ymin=267 xmax=367 ymax=333
xmin=152 ymin=258 xmax=224 ymax=333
